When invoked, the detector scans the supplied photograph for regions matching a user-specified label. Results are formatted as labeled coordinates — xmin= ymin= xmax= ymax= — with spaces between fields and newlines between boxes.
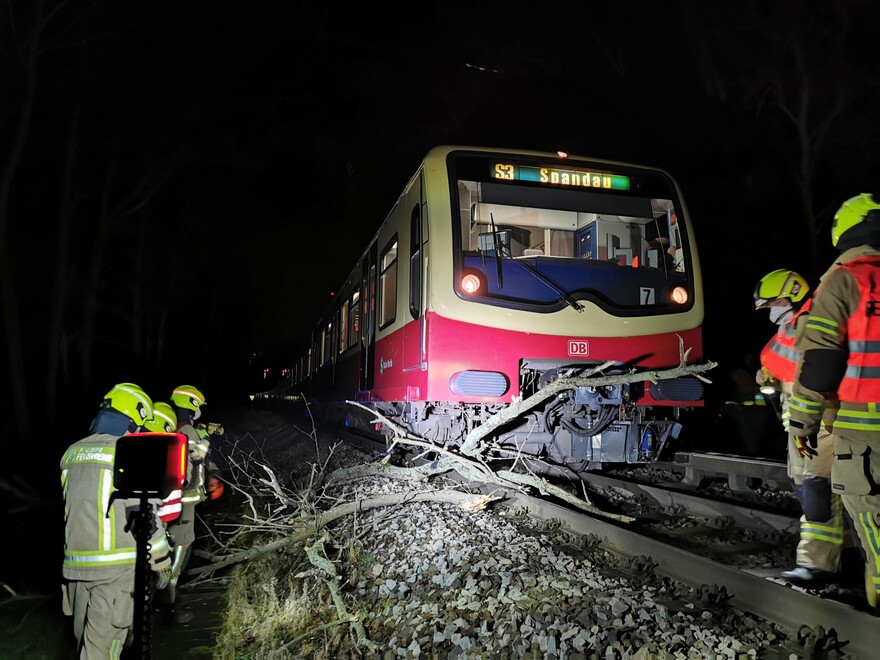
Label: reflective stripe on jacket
xmin=61 ymin=433 xmax=170 ymax=580
xmin=158 ymin=489 xmax=182 ymax=522
xmin=761 ymin=299 xmax=812 ymax=384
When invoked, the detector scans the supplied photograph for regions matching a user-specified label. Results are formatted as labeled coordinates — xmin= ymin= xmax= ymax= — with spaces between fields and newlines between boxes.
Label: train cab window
xmin=379 ymin=235 xmax=398 ymax=329
xmin=454 ymin=164 xmax=692 ymax=314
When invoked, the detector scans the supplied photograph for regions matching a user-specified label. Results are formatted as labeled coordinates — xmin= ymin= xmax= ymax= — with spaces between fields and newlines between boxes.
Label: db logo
xmin=568 ymin=340 xmax=589 ymax=356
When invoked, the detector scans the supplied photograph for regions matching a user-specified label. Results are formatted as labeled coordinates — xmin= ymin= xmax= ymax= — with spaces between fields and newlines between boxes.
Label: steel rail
xmin=577 ymin=471 xmax=799 ymax=534
xmin=490 ymin=485 xmax=877 ymax=660
xmin=667 ymin=452 xmax=791 ymax=492
xmin=335 ymin=426 xmax=875 ymax=657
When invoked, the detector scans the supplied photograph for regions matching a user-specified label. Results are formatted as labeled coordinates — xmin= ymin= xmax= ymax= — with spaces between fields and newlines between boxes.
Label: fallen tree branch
xmin=328 ymin=460 xmax=453 ymax=483
xmin=257 ymin=461 xmax=295 ymax=507
xmin=460 ymin=359 xmax=717 ymax=456
xmin=495 ymin=470 xmax=633 ymax=522
xmin=345 ymin=400 xmax=497 ymax=480
xmin=268 ymin=618 xmax=357 ymax=658
xmin=342 ymin=402 xmax=665 ymax=522
xmin=328 ymin=458 xmax=632 ymax=523
xmin=300 ymin=532 xmax=375 ymax=653
xmin=187 ymin=489 xmax=501 ymax=576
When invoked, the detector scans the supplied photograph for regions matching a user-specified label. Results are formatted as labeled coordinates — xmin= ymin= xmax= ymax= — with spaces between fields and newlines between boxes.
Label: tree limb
xmin=460 ymin=358 xmax=716 ymax=456
xmin=187 ymin=489 xmax=500 ymax=576
xmin=301 ymin=532 xmax=375 ymax=653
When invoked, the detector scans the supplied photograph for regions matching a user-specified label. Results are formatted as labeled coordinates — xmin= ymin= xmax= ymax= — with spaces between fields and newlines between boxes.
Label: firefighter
xmin=754 ymin=269 xmax=844 ymax=585
xmin=143 ymin=402 xmax=183 ymax=525
xmin=196 ymin=420 xmax=226 ymax=503
xmin=61 ymin=383 xmax=172 ymax=658
xmin=790 ymin=193 xmax=880 ymax=611
xmin=154 ymin=385 xmax=210 ymax=623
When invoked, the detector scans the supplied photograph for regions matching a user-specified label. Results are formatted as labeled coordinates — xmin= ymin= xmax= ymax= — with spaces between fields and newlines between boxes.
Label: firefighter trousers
xmin=786 ymin=424 xmax=844 ymax=572
xmin=831 ymin=432 xmax=880 ymax=606
xmin=62 ymin=570 xmax=134 ymax=659
xmin=793 ymin=476 xmax=845 ymax=572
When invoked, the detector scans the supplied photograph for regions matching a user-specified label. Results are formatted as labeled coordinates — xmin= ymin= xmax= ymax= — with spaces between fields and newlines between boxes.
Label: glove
xmin=755 ymin=368 xmax=768 ymax=387
xmin=756 ymin=368 xmax=779 ymax=395
xmin=196 ymin=422 xmax=225 ymax=439
xmin=795 ymin=434 xmax=818 ymax=460
xmin=154 ymin=566 xmax=172 ymax=590
xmin=191 ymin=438 xmax=210 ymax=462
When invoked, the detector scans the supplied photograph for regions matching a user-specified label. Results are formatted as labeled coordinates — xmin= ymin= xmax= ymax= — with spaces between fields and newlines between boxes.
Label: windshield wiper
xmin=516 ymin=259 xmax=584 ymax=312
xmin=490 ymin=212 xmax=504 ymax=288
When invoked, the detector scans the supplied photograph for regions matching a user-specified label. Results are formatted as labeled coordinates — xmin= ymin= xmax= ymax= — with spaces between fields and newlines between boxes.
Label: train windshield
xmin=451 ymin=152 xmax=694 ymax=315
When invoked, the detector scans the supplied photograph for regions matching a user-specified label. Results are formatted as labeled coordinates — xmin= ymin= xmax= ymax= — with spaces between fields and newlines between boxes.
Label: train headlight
xmin=671 ymin=286 xmax=688 ymax=304
xmin=461 ymin=273 xmax=482 ymax=295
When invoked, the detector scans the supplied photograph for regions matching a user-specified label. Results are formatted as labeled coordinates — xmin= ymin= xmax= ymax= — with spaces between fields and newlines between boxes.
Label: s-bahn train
xmin=281 ymin=146 xmax=705 ymax=470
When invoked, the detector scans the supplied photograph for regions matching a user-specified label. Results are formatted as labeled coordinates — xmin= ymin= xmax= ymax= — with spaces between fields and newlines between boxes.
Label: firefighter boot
xmin=780 ymin=566 xmax=832 ymax=587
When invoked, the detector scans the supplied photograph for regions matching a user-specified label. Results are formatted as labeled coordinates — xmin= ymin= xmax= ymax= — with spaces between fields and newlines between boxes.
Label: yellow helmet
xmin=831 ymin=193 xmax=880 ymax=247
xmin=171 ymin=385 xmax=206 ymax=413
xmin=753 ymin=269 xmax=809 ymax=309
xmin=101 ymin=382 xmax=153 ymax=428
xmin=144 ymin=401 xmax=177 ymax=433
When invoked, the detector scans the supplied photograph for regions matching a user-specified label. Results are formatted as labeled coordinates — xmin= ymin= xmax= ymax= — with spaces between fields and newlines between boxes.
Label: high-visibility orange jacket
xmin=791 ymin=246 xmax=880 ymax=437
xmin=835 ymin=256 xmax=880 ymax=401
xmin=761 ymin=299 xmax=812 ymax=384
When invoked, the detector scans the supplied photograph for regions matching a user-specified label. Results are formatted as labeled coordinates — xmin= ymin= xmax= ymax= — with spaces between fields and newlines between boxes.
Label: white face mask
xmin=193 ymin=408 xmax=202 ymax=421
xmin=768 ymin=304 xmax=793 ymax=325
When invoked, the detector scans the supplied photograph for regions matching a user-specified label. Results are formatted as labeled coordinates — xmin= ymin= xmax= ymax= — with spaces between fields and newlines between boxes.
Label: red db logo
xmin=568 ymin=340 xmax=589 ymax=356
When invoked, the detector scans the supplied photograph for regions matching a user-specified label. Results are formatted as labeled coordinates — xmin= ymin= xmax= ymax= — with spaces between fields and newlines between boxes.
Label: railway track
xmin=503 ymin=486 xmax=875 ymax=658
xmin=342 ymin=430 xmax=877 ymax=657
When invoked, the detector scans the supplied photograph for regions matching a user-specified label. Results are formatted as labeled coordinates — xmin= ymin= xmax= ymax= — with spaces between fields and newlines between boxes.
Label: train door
xmin=359 ymin=241 xmax=378 ymax=392
xmin=404 ymin=173 xmax=425 ymax=373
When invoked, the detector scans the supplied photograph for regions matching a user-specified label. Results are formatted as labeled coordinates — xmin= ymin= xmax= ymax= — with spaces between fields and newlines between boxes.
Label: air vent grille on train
xmin=648 ymin=377 xmax=703 ymax=402
xmin=449 ymin=371 xmax=509 ymax=397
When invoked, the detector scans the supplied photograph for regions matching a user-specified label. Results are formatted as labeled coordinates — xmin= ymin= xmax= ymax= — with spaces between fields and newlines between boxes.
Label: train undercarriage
xmin=365 ymin=362 xmax=699 ymax=471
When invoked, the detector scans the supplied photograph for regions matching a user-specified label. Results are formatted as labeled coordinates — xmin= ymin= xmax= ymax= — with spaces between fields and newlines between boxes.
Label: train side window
xmin=349 ymin=290 xmax=360 ymax=348
xmin=323 ymin=323 xmax=332 ymax=365
xmin=409 ymin=206 xmax=422 ymax=320
xmin=379 ymin=235 xmax=398 ymax=329
xmin=339 ymin=301 xmax=348 ymax=353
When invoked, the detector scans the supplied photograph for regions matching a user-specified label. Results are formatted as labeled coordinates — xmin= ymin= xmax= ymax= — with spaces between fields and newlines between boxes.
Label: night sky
xmin=2 ymin=0 xmax=880 ymax=447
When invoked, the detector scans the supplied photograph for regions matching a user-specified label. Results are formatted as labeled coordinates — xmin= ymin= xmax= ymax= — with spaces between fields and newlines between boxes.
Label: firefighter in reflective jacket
xmin=195 ymin=419 xmax=226 ymax=501
xmin=790 ymin=193 xmax=880 ymax=610
xmin=155 ymin=385 xmax=209 ymax=622
xmin=61 ymin=383 xmax=171 ymax=658
xmin=143 ymin=402 xmax=182 ymax=524
xmin=755 ymin=270 xmax=844 ymax=585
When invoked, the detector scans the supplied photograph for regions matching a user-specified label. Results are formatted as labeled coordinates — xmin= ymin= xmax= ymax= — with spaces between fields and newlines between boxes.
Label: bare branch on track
xmin=460 ymin=357 xmax=716 ymax=456
xmin=343 ymin=400 xmax=637 ymax=522
xmin=188 ymin=489 xmax=502 ymax=576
